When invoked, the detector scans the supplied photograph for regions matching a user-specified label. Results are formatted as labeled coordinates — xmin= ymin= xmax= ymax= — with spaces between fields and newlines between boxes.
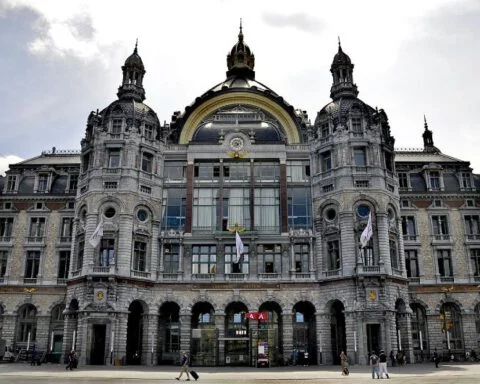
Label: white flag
xmin=360 ymin=212 xmax=373 ymax=248
xmin=235 ymin=231 xmax=244 ymax=263
xmin=89 ymin=217 xmax=104 ymax=248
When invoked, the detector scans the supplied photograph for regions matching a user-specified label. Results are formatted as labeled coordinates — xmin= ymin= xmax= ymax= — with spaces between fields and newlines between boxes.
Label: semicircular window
xmin=191 ymin=105 xmax=286 ymax=144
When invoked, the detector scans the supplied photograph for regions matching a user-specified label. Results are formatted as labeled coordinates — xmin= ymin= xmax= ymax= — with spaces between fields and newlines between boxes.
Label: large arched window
xmin=410 ymin=304 xmax=428 ymax=353
xmin=440 ymin=303 xmax=463 ymax=351
xmin=17 ymin=304 xmax=37 ymax=344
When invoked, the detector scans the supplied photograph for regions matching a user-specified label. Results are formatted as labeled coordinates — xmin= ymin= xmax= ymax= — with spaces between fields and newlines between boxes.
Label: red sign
xmin=246 ymin=311 xmax=258 ymax=320
xmin=258 ymin=311 xmax=269 ymax=321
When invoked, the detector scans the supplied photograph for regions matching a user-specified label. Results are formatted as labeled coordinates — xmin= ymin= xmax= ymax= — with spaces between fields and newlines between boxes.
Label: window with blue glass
xmin=162 ymin=189 xmax=186 ymax=230
xmin=287 ymin=187 xmax=312 ymax=229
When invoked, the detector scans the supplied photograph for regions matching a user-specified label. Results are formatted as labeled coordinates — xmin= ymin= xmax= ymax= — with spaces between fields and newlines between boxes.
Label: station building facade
xmin=0 ymin=27 xmax=479 ymax=366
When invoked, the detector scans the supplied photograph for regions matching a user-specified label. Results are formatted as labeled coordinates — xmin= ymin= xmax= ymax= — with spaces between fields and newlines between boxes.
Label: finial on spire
xmin=424 ymin=114 xmax=428 ymax=130
xmin=240 ymin=18 xmax=243 ymax=33
xmin=134 ymin=38 xmax=138 ymax=54
xmin=238 ymin=18 xmax=244 ymax=42
xmin=338 ymin=36 xmax=342 ymax=50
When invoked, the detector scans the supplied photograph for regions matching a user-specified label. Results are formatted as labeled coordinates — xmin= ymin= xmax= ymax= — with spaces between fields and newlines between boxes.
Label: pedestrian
xmin=176 ymin=351 xmax=191 ymax=381
xmin=30 ymin=345 xmax=37 ymax=366
xmin=65 ymin=349 xmax=76 ymax=370
xmin=304 ymin=350 xmax=309 ymax=366
xmin=340 ymin=350 xmax=349 ymax=375
xmin=378 ymin=350 xmax=390 ymax=379
xmin=390 ymin=350 xmax=396 ymax=367
xmin=433 ymin=350 xmax=439 ymax=368
xmin=370 ymin=351 xmax=380 ymax=379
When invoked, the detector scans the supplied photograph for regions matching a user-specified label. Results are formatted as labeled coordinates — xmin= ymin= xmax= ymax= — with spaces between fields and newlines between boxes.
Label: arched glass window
xmin=410 ymin=304 xmax=428 ymax=352
xmin=440 ymin=303 xmax=463 ymax=351
xmin=17 ymin=304 xmax=37 ymax=343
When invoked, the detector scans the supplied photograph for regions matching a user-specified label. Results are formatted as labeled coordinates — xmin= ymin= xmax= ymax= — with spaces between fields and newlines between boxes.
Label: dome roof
xmin=332 ymin=44 xmax=352 ymax=66
xmin=100 ymin=98 xmax=160 ymax=128
xmin=124 ymin=42 xmax=144 ymax=70
xmin=315 ymin=97 xmax=375 ymax=126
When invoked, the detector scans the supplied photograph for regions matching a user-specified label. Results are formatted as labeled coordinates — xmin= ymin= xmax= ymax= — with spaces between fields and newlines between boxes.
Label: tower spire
xmin=117 ymin=41 xmax=146 ymax=101
xmin=329 ymin=39 xmax=358 ymax=100
xmin=226 ymin=20 xmax=255 ymax=79
xmin=422 ymin=114 xmax=438 ymax=152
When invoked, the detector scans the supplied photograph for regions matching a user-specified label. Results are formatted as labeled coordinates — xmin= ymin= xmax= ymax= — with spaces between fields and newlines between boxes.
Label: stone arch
xmin=126 ymin=300 xmax=147 ymax=365
xmin=96 ymin=195 xmax=128 ymax=215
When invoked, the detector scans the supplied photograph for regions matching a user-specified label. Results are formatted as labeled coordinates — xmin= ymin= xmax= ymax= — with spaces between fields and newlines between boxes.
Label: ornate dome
xmin=118 ymin=42 xmax=146 ymax=102
xmin=332 ymin=44 xmax=352 ymax=65
xmin=315 ymin=97 xmax=375 ymax=127
xmin=226 ymin=22 xmax=255 ymax=79
xmin=124 ymin=43 xmax=145 ymax=70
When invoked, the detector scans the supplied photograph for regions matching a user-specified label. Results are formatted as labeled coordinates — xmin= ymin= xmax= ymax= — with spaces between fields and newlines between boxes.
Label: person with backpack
xmin=378 ymin=350 xmax=390 ymax=379
xmin=370 ymin=351 xmax=380 ymax=379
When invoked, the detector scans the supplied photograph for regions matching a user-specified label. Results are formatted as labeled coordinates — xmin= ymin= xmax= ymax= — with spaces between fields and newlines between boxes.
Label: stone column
xmin=145 ymin=313 xmax=158 ymax=366
xmin=315 ymin=313 xmax=329 ymax=364
xmin=35 ymin=315 xmax=50 ymax=352
xmin=249 ymin=318 xmax=258 ymax=367
xmin=344 ymin=310 xmax=357 ymax=365
xmin=282 ymin=312 xmax=293 ymax=365
xmin=61 ymin=312 xmax=77 ymax=363
xmin=215 ymin=312 xmax=225 ymax=365
xmin=339 ymin=212 xmax=356 ymax=274
xmin=77 ymin=312 xmax=88 ymax=365
xmin=117 ymin=214 xmax=134 ymax=275
xmin=179 ymin=313 xmax=191 ymax=355
xmin=116 ymin=312 xmax=129 ymax=364
xmin=2 ymin=314 xmax=17 ymax=351
xmin=376 ymin=213 xmax=390 ymax=274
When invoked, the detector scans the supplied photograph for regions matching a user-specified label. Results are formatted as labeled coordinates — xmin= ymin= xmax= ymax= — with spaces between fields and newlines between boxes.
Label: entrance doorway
xmin=367 ymin=324 xmax=381 ymax=354
xmin=90 ymin=324 xmax=106 ymax=365
xmin=330 ymin=300 xmax=346 ymax=365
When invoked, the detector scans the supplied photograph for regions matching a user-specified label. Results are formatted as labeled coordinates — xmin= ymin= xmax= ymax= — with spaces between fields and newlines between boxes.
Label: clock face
xmin=229 ymin=137 xmax=244 ymax=151
xmin=96 ymin=291 xmax=105 ymax=301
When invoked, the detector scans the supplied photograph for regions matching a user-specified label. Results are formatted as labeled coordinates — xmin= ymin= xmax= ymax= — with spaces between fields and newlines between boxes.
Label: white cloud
xmin=0 ymin=155 xmax=23 ymax=176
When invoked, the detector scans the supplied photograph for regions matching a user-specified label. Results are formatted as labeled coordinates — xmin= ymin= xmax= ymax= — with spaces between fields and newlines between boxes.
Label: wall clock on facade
xmin=96 ymin=290 xmax=105 ymax=301
xmin=229 ymin=137 xmax=244 ymax=151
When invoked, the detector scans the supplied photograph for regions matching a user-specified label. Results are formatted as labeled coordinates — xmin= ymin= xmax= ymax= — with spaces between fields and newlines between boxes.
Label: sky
xmin=0 ymin=0 xmax=479 ymax=175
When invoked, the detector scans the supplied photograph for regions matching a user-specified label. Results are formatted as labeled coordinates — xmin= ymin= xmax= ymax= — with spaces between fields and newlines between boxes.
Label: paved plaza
xmin=0 ymin=362 xmax=479 ymax=384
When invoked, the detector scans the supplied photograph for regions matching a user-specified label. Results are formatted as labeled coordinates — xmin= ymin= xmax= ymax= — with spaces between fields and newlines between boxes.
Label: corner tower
xmin=310 ymin=42 xmax=410 ymax=365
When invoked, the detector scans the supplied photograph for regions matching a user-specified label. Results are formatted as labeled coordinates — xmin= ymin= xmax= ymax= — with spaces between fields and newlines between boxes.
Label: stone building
xmin=0 ymin=27 xmax=479 ymax=366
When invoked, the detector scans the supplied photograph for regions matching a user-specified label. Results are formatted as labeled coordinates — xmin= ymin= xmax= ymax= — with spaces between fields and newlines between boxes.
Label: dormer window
xmin=6 ymin=175 xmax=17 ymax=192
xmin=398 ymin=172 xmax=409 ymax=189
xmin=321 ymin=122 xmax=329 ymax=138
xmin=144 ymin=124 xmax=154 ymax=140
xmin=429 ymin=171 xmax=440 ymax=190
xmin=460 ymin=172 xmax=472 ymax=189
xmin=36 ymin=174 xmax=49 ymax=193
xmin=111 ymin=119 xmax=122 ymax=135
xmin=351 ymin=117 xmax=362 ymax=133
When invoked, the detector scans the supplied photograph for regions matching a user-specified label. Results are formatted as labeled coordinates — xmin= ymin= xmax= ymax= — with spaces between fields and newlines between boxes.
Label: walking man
xmin=378 ymin=350 xmax=390 ymax=379
xmin=176 ymin=352 xmax=191 ymax=381
xmin=433 ymin=350 xmax=439 ymax=368
xmin=370 ymin=351 xmax=380 ymax=379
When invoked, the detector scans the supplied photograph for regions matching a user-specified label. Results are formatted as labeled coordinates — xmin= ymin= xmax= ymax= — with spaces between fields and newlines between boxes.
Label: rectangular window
xmin=254 ymin=188 xmax=280 ymax=232
xmin=6 ymin=175 xmax=17 ymax=192
xmin=99 ymin=238 xmax=115 ymax=266
xmin=223 ymin=163 xmax=250 ymax=182
xmin=429 ymin=171 xmax=440 ymax=190
xmin=437 ymin=249 xmax=453 ymax=277
xmin=162 ymin=189 xmax=186 ymax=230
xmin=401 ymin=216 xmax=417 ymax=240
xmin=224 ymin=244 xmax=249 ymax=274
xmin=194 ymin=162 xmax=220 ymax=181
xmin=82 ymin=153 xmax=91 ymax=172
xmin=0 ymin=217 xmax=13 ymax=241
xmin=28 ymin=217 xmax=45 ymax=241
xmin=432 ymin=215 xmax=449 ymax=240
xmin=223 ymin=188 xmax=251 ymax=231
xmin=0 ymin=250 xmax=8 ymax=277
xmin=133 ymin=240 xmax=147 ymax=271
xmin=144 ymin=124 xmax=154 ymax=140
xmin=76 ymin=235 xmax=84 ymax=270
xmin=112 ymin=119 xmax=122 ymax=134
xmin=60 ymin=217 xmax=74 ymax=242
xmin=108 ymin=150 xmax=121 ymax=168
xmin=465 ymin=215 xmax=480 ymax=239
xmin=25 ymin=251 xmax=41 ymax=278
xmin=69 ymin=174 xmax=78 ymax=191
xmin=164 ymin=161 xmax=186 ymax=182
xmin=327 ymin=240 xmax=340 ymax=270
xmin=390 ymin=239 xmax=398 ymax=270
xmin=461 ymin=172 xmax=472 ymax=189
xmin=405 ymin=250 xmax=419 ymax=278
xmin=192 ymin=245 xmax=217 ymax=274
xmin=163 ymin=244 xmax=179 ymax=273
xmin=321 ymin=151 xmax=332 ymax=172
xmin=351 ymin=117 xmax=362 ymax=132
xmin=287 ymin=187 xmax=312 ymax=229
xmin=353 ymin=148 xmax=366 ymax=166
xmin=58 ymin=250 xmax=70 ymax=279
xmin=141 ymin=152 xmax=153 ymax=173
xmin=470 ymin=249 xmax=480 ymax=277
xmin=253 ymin=162 xmax=280 ymax=182
xmin=286 ymin=161 xmax=310 ymax=182
xmin=398 ymin=172 xmax=409 ymax=189
xmin=37 ymin=174 xmax=48 ymax=192
xmin=321 ymin=123 xmax=329 ymax=138
xmin=257 ymin=244 xmax=281 ymax=274
xmin=192 ymin=188 xmax=218 ymax=230
xmin=294 ymin=244 xmax=309 ymax=273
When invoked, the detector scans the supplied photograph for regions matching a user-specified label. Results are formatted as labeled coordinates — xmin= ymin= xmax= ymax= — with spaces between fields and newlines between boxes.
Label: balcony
xmin=23 ymin=278 xmax=37 ymax=284
xmin=161 ymin=273 xmax=180 ymax=281
xmin=58 ymin=236 xmax=72 ymax=244
xmin=26 ymin=236 xmax=44 ymax=244
xmin=192 ymin=273 xmax=215 ymax=281
xmin=357 ymin=265 xmax=381 ymax=274
xmin=325 ymin=269 xmax=341 ymax=277
xmin=408 ymin=277 xmax=420 ymax=284
xmin=0 ymin=236 xmax=12 ymax=243
xmin=131 ymin=270 xmax=151 ymax=279
xmin=90 ymin=265 xmax=114 ymax=274
xmin=466 ymin=234 xmax=480 ymax=242
xmin=431 ymin=234 xmax=451 ymax=243
xmin=403 ymin=235 xmax=418 ymax=242
xmin=293 ymin=272 xmax=312 ymax=280
xmin=225 ymin=273 xmax=248 ymax=281
xmin=258 ymin=273 xmax=279 ymax=280
xmin=439 ymin=276 xmax=454 ymax=283
xmin=56 ymin=278 xmax=67 ymax=285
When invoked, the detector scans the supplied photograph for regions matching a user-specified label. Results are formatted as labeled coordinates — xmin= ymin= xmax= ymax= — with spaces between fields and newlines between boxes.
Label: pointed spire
xmin=226 ymin=20 xmax=255 ymax=79
xmin=330 ymin=39 xmax=358 ymax=99
xmin=422 ymin=114 xmax=438 ymax=152
xmin=424 ymin=114 xmax=428 ymax=130
xmin=117 ymin=40 xmax=146 ymax=101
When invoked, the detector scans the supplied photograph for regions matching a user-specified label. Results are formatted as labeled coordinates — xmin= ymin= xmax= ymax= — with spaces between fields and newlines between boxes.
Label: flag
xmin=89 ymin=217 xmax=104 ymax=247
xmin=246 ymin=311 xmax=258 ymax=320
xmin=235 ymin=231 xmax=244 ymax=263
xmin=360 ymin=212 xmax=373 ymax=248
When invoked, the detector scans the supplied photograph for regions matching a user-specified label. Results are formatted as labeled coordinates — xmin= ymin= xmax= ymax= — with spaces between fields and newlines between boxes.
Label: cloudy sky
xmin=1 ymin=0 xmax=479 ymax=174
